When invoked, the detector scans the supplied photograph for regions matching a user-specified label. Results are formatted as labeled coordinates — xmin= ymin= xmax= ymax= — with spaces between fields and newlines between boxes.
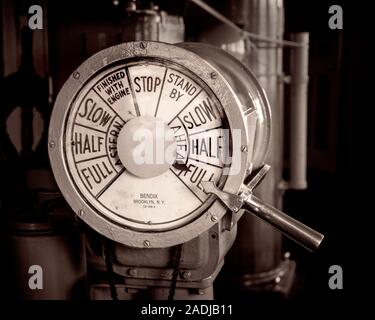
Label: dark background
xmin=282 ymin=0 xmax=369 ymax=307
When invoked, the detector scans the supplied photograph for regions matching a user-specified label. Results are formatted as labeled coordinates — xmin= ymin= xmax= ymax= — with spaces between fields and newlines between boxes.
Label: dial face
xmin=64 ymin=59 xmax=230 ymax=231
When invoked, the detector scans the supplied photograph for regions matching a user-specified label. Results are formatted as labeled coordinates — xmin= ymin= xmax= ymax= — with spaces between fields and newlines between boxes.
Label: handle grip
xmin=243 ymin=195 xmax=324 ymax=251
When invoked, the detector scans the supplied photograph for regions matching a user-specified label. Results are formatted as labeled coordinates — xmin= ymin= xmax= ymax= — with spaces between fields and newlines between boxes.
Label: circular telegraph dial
xmin=49 ymin=42 xmax=255 ymax=247
xmin=64 ymin=60 xmax=230 ymax=230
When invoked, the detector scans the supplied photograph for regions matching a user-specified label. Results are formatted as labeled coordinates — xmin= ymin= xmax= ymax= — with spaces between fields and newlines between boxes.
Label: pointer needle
xmin=172 ymin=162 xmax=190 ymax=171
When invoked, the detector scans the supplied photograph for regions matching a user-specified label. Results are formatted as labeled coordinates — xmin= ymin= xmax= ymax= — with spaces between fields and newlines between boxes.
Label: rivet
xmin=211 ymin=215 xmax=218 ymax=223
xmin=210 ymin=72 xmax=217 ymax=79
xmin=241 ymin=145 xmax=248 ymax=152
xmin=49 ymin=141 xmax=55 ymax=148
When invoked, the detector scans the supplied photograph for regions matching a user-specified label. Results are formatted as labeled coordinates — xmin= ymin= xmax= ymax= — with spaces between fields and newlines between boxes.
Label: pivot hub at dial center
xmin=117 ymin=115 xmax=177 ymax=179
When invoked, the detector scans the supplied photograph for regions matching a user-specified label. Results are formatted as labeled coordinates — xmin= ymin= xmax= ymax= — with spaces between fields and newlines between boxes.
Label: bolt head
xmin=241 ymin=145 xmax=248 ymax=152
xmin=49 ymin=141 xmax=55 ymax=148
xmin=143 ymin=240 xmax=151 ymax=247
xmin=140 ymin=42 xmax=147 ymax=49
xmin=210 ymin=72 xmax=217 ymax=79
xmin=182 ymin=271 xmax=191 ymax=279
xmin=128 ymin=268 xmax=138 ymax=277
xmin=73 ymin=71 xmax=80 ymax=79
xmin=211 ymin=215 xmax=218 ymax=222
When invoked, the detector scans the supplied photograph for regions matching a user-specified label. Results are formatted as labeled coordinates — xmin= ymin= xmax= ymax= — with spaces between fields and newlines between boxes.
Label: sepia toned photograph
xmin=1 ymin=0 xmax=365 ymax=316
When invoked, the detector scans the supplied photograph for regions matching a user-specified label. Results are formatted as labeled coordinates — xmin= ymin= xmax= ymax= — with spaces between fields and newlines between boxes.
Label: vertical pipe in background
xmin=9 ymin=221 xmax=86 ymax=300
xmin=289 ymin=33 xmax=309 ymax=190
xmin=202 ymin=0 xmax=296 ymax=297
xmin=224 ymin=0 xmax=284 ymax=278
xmin=1 ymin=0 xmax=18 ymax=76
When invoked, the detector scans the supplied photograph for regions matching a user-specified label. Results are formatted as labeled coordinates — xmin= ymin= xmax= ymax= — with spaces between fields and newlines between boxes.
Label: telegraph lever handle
xmin=241 ymin=194 xmax=324 ymax=251
xmin=201 ymin=165 xmax=324 ymax=252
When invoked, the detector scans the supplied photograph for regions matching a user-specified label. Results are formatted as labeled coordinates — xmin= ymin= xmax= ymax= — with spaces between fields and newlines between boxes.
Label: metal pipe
xmin=189 ymin=0 xmax=303 ymax=47
xmin=289 ymin=33 xmax=309 ymax=189
xmin=224 ymin=0 xmax=284 ymax=278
